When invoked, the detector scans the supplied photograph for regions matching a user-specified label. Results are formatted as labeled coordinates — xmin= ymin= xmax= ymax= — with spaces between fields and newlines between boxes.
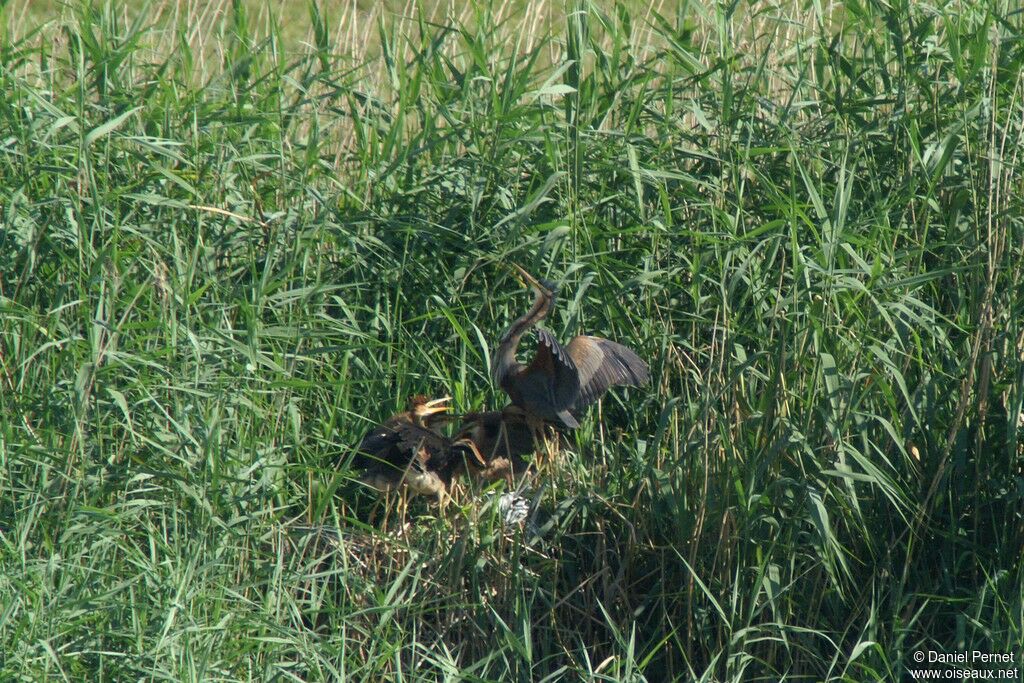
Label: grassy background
xmin=2 ymin=0 xmax=1022 ymax=680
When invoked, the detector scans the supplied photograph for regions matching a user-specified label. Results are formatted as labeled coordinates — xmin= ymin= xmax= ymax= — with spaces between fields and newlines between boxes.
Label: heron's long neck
xmin=491 ymin=289 xmax=551 ymax=384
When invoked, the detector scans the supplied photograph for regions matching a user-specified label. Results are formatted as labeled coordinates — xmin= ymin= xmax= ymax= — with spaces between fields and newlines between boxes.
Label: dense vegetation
xmin=1 ymin=0 xmax=1021 ymax=680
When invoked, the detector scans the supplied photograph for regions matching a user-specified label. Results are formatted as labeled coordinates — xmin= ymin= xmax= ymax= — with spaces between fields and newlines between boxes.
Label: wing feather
xmin=524 ymin=327 xmax=581 ymax=414
xmin=354 ymin=427 xmax=399 ymax=469
xmin=394 ymin=423 xmax=447 ymax=464
xmin=565 ymin=336 xmax=650 ymax=411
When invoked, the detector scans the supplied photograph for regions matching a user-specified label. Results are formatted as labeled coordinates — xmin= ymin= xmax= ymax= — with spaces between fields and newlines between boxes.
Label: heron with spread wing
xmin=490 ymin=265 xmax=650 ymax=429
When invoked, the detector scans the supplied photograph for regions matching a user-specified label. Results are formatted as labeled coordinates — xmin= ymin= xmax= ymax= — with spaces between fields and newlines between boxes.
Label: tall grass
xmin=1 ymin=0 xmax=1021 ymax=680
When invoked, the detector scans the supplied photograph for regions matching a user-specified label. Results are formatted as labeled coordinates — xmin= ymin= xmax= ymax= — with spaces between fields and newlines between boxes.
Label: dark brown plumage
xmin=453 ymin=405 xmax=549 ymax=482
xmin=490 ymin=265 xmax=650 ymax=429
xmin=354 ymin=396 xmax=484 ymax=497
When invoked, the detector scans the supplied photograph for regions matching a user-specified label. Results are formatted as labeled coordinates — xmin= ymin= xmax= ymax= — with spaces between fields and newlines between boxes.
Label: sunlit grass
xmin=1 ymin=0 xmax=1021 ymax=680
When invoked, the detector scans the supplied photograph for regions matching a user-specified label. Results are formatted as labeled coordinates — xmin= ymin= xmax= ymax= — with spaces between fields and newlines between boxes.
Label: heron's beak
xmin=420 ymin=396 xmax=452 ymax=416
xmin=509 ymin=264 xmax=552 ymax=295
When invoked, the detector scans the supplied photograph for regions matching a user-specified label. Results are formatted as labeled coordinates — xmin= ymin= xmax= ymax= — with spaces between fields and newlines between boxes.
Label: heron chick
xmin=354 ymin=395 xmax=484 ymax=498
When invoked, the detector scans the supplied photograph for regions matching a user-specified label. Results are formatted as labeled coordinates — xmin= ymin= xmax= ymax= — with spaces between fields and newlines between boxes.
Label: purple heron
xmin=490 ymin=265 xmax=650 ymax=429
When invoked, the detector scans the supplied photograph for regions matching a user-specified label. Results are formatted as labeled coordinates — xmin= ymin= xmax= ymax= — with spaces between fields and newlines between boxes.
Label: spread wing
xmin=513 ymin=327 xmax=581 ymax=427
xmin=565 ymin=336 xmax=649 ymax=411
xmin=527 ymin=328 xmax=581 ymax=408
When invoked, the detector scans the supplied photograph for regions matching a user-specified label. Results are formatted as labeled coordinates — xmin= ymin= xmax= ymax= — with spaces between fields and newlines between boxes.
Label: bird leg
xmin=396 ymin=486 xmax=412 ymax=527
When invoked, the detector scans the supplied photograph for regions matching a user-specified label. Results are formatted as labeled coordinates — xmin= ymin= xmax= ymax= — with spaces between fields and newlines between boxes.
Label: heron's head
xmin=408 ymin=395 xmax=452 ymax=420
